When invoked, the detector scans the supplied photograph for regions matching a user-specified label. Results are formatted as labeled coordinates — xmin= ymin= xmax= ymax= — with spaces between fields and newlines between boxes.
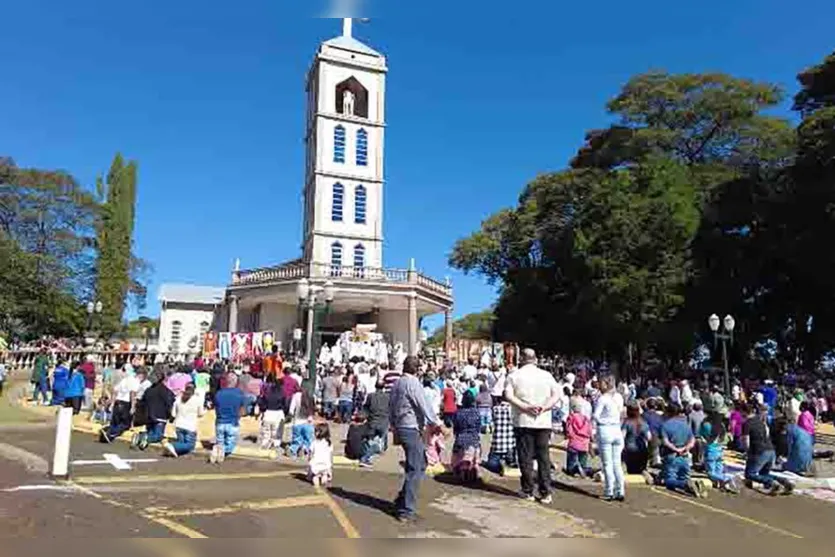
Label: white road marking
xmin=72 ymin=458 xmax=158 ymax=466
xmin=69 ymin=453 xmax=158 ymax=470
xmin=2 ymin=484 xmax=81 ymax=493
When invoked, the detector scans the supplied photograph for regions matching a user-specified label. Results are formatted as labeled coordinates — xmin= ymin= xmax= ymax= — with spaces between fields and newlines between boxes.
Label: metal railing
xmin=232 ymin=261 xmax=452 ymax=296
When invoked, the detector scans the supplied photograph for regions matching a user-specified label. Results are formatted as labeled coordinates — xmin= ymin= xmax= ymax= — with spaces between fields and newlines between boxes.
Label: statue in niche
xmin=343 ymin=90 xmax=355 ymax=116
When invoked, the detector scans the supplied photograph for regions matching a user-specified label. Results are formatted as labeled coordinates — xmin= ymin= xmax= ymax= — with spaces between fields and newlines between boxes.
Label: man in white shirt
xmin=102 ymin=369 xmax=141 ymax=443
xmin=504 ymin=348 xmax=561 ymax=505
xmin=461 ymin=359 xmax=478 ymax=382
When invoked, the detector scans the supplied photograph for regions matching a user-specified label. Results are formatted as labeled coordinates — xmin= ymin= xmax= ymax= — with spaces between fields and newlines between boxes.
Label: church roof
xmin=323 ymin=35 xmax=382 ymax=57
xmin=158 ymin=283 xmax=225 ymax=306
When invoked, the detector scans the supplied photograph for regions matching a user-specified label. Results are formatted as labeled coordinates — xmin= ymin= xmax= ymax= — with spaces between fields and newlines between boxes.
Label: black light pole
xmin=708 ymin=313 xmax=735 ymax=398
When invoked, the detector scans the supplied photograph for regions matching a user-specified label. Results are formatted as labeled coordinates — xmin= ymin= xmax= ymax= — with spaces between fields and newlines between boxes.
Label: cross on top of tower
xmin=341 ymin=17 xmax=370 ymax=38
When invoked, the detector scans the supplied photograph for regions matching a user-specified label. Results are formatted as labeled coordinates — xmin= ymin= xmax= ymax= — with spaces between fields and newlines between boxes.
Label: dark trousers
xmin=105 ymin=401 xmax=133 ymax=440
xmin=394 ymin=428 xmax=426 ymax=519
xmin=515 ymin=427 xmax=552 ymax=497
xmin=64 ymin=397 xmax=82 ymax=415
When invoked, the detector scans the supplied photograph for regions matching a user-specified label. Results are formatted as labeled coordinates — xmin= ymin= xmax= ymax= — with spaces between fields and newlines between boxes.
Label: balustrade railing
xmin=232 ymin=261 xmax=451 ymax=296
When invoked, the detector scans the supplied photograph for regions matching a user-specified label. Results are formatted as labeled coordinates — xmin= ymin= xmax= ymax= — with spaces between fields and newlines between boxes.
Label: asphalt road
xmin=1 ymin=426 xmax=835 ymax=544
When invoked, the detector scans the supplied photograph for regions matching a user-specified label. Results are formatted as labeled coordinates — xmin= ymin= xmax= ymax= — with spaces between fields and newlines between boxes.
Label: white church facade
xmin=217 ymin=19 xmax=454 ymax=356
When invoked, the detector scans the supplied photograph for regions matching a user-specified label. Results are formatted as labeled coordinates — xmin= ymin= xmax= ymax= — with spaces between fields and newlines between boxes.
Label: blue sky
xmin=1 ymin=0 xmax=833 ymax=331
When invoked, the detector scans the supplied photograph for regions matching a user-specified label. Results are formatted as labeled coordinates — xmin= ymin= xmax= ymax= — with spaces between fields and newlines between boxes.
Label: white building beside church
xmin=158 ymin=284 xmax=225 ymax=354
xmin=218 ymin=19 xmax=454 ymax=355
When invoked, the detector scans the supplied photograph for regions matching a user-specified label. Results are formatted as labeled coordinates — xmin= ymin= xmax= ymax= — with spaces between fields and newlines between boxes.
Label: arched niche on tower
xmin=335 ymin=77 xmax=369 ymax=118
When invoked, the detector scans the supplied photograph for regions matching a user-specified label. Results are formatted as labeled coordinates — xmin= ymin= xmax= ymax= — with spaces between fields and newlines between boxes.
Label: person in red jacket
xmin=565 ymin=400 xmax=593 ymax=478
xmin=79 ymin=356 xmax=97 ymax=413
xmin=442 ymin=381 xmax=458 ymax=428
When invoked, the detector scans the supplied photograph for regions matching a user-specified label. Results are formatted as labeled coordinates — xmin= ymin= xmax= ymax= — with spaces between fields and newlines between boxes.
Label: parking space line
xmin=650 ymin=487 xmax=803 ymax=538
xmin=140 ymin=514 xmax=209 ymax=538
xmin=148 ymin=494 xmax=328 ymax=517
xmin=72 ymin=470 xmax=298 ymax=485
xmin=316 ymin=486 xmax=361 ymax=538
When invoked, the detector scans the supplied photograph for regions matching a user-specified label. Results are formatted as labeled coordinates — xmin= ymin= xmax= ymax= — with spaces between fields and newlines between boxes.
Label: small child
xmin=308 ymin=422 xmax=333 ymax=487
xmin=424 ymin=423 xmax=446 ymax=474
xmin=92 ymin=394 xmax=112 ymax=424
xmin=565 ymin=400 xmax=593 ymax=478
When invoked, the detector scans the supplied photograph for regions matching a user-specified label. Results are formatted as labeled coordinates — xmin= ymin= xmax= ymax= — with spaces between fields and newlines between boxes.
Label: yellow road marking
xmin=651 ymin=487 xmax=803 ymax=538
xmin=140 ymin=513 xmax=209 ymax=538
xmin=134 ymin=538 xmax=200 ymax=557
xmin=148 ymin=494 xmax=328 ymax=517
xmin=72 ymin=470 xmax=298 ymax=485
xmin=316 ymin=486 xmax=361 ymax=538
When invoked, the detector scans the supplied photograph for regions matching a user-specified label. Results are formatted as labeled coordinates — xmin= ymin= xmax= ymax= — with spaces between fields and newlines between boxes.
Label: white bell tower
xmin=302 ymin=19 xmax=388 ymax=274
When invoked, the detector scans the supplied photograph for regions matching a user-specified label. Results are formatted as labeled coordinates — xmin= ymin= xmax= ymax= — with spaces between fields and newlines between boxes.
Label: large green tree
xmin=0 ymin=157 xmax=93 ymax=338
xmin=451 ymin=70 xmax=795 ymax=364
xmin=94 ymin=153 xmax=141 ymax=335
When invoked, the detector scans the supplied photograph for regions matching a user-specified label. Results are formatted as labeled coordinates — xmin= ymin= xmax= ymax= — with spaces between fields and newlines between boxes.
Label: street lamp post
xmin=86 ymin=300 xmax=103 ymax=337
xmin=296 ymin=278 xmax=335 ymax=394
xmin=708 ymin=313 xmax=735 ymax=397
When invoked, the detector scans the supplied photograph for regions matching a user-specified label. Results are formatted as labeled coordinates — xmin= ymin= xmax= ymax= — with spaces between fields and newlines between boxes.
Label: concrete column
xmin=407 ymin=291 xmax=418 ymax=356
xmin=444 ymin=307 xmax=453 ymax=355
xmin=228 ymin=295 xmax=239 ymax=333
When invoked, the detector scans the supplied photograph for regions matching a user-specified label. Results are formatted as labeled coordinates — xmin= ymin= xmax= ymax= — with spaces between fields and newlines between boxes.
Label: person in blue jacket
xmin=64 ymin=362 xmax=86 ymax=415
xmin=51 ymin=360 xmax=70 ymax=406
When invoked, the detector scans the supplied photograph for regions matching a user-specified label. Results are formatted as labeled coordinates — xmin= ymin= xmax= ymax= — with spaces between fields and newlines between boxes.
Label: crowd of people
xmin=9 ymin=338 xmax=835 ymax=523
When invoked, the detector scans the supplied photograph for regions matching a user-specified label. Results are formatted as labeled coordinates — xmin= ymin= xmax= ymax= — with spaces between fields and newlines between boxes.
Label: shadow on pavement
xmin=328 ymin=485 xmax=398 ymax=518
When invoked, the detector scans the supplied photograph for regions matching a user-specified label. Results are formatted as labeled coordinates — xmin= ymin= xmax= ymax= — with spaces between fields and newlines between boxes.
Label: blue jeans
xmin=288 ymin=423 xmax=315 ymax=457
xmin=745 ymin=449 xmax=777 ymax=488
xmin=216 ymin=423 xmax=240 ymax=456
xmin=704 ymin=444 xmax=731 ymax=484
xmin=171 ymin=428 xmax=197 ymax=456
xmin=598 ymin=426 xmax=625 ymax=497
xmin=395 ymin=428 xmax=426 ymax=519
xmin=483 ymin=451 xmax=518 ymax=474
xmin=360 ymin=434 xmax=386 ymax=464
xmin=338 ymin=400 xmax=354 ymax=422
xmin=663 ymin=454 xmax=692 ymax=491
xmin=565 ymin=449 xmax=590 ymax=476
xmin=244 ymin=394 xmax=257 ymax=416
xmin=142 ymin=421 xmax=167 ymax=445
xmin=323 ymin=401 xmax=337 ymax=419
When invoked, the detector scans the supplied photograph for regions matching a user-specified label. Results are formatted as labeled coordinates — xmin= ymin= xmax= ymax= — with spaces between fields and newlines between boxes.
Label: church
xmin=215 ymin=19 xmax=454 ymax=357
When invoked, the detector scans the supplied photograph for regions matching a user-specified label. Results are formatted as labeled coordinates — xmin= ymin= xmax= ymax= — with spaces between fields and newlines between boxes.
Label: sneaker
xmin=130 ymin=433 xmax=140 ymax=450
xmin=208 ymin=445 xmax=219 ymax=464
xmin=539 ymin=494 xmax=553 ymax=505
xmin=358 ymin=460 xmax=373 ymax=469
xmin=768 ymin=483 xmax=782 ymax=496
xmin=688 ymin=479 xmax=708 ymax=499
xmin=162 ymin=441 xmax=178 ymax=459
xmin=100 ymin=429 xmax=112 ymax=444
xmin=396 ymin=514 xmax=421 ymax=524
xmin=217 ymin=448 xmax=226 ymax=464
xmin=614 ymin=495 xmax=626 ymax=502
xmin=520 ymin=492 xmax=536 ymax=502
xmin=724 ymin=477 xmax=740 ymax=494
xmin=642 ymin=470 xmax=655 ymax=485
xmin=600 ymin=494 xmax=615 ymax=502
xmin=781 ymin=481 xmax=794 ymax=496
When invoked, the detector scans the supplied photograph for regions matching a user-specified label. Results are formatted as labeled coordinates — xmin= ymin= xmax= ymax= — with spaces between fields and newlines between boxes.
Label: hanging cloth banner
xmin=218 ymin=333 xmax=232 ymax=360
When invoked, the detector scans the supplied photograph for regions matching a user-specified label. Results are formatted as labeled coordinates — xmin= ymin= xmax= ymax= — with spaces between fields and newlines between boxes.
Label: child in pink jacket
xmin=565 ymin=401 xmax=593 ymax=478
